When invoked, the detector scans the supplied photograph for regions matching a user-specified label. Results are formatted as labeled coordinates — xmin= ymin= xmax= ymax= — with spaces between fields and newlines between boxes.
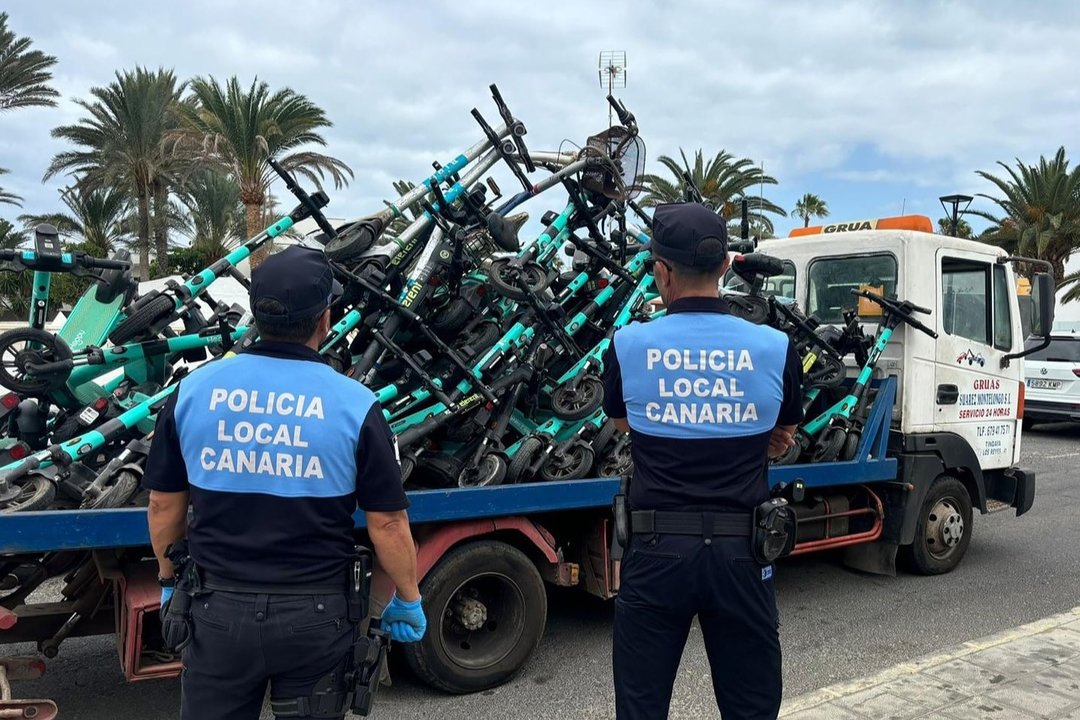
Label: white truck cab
xmin=733 ymin=215 xmax=1056 ymax=573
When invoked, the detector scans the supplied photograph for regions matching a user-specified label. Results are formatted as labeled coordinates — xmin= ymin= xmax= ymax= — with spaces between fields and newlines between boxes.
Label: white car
xmin=1023 ymin=333 xmax=1080 ymax=427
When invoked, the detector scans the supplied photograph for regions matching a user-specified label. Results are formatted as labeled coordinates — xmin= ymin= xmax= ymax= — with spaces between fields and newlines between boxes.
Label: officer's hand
xmin=381 ymin=593 xmax=427 ymax=643
xmin=160 ymin=586 xmax=174 ymax=611
xmin=768 ymin=426 xmax=795 ymax=458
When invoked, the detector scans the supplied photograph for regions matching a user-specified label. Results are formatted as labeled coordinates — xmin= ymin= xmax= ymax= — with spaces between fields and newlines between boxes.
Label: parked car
xmin=1023 ymin=333 xmax=1080 ymax=427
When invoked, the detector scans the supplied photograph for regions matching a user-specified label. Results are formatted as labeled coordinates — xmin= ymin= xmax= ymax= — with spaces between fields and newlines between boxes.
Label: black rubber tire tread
xmin=400 ymin=456 xmax=416 ymax=484
xmin=82 ymin=469 xmax=140 ymax=510
xmin=507 ymin=436 xmax=544 ymax=484
xmin=0 ymin=327 xmax=73 ymax=394
xmin=811 ymin=427 xmax=846 ymax=463
xmin=550 ymin=376 xmax=604 ymax=421
xmin=402 ymin=540 xmax=547 ymax=694
xmin=539 ymin=441 xmax=594 ymax=482
xmin=591 ymin=420 xmax=618 ymax=458
xmin=1 ymin=475 xmax=56 ymax=513
xmin=901 ymin=475 xmax=973 ymax=576
xmin=108 ymin=293 xmax=175 ymax=345
xmin=840 ymin=431 xmax=862 ymax=461
xmin=459 ymin=453 xmax=507 ymax=488
xmin=431 ymin=296 xmax=475 ymax=336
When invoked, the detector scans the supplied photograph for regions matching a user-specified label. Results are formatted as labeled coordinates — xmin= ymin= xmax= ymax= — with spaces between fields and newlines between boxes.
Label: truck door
xmin=934 ymin=251 xmax=1020 ymax=469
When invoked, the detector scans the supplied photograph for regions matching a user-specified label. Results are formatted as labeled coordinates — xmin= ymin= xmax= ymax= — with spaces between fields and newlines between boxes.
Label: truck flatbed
xmin=0 ymin=378 xmax=897 ymax=555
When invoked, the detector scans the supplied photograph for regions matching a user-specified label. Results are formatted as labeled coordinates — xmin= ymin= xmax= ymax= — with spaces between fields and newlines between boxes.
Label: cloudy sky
xmin=2 ymin=0 xmax=1078 ymax=236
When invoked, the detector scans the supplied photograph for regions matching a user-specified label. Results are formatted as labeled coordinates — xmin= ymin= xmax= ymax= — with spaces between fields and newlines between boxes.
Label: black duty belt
xmin=631 ymin=510 xmax=752 ymax=537
xmin=201 ymin=571 xmax=346 ymax=596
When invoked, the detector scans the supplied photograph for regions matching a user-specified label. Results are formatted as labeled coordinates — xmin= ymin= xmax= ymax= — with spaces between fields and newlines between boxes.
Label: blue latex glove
xmin=160 ymin=585 xmax=174 ymax=609
xmin=381 ymin=593 xmax=426 ymax=643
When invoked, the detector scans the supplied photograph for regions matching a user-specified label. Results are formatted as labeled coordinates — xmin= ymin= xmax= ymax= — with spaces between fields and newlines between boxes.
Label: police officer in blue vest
xmin=144 ymin=245 xmax=427 ymax=720
xmin=603 ymin=203 xmax=803 ymax=720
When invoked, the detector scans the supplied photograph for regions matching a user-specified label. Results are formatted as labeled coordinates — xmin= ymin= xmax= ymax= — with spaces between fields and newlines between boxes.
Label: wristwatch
xmin=158 ymin=575 xmax=176 ymax=588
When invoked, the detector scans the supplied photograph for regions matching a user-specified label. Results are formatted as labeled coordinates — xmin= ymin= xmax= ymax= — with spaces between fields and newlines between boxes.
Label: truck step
xmin=986 ymin=499 xmax=1011 ymax=513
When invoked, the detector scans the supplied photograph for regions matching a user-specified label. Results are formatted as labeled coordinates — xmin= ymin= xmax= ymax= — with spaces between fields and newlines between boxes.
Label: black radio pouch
xmin=751 ymin=497 xmax=797 ymax=564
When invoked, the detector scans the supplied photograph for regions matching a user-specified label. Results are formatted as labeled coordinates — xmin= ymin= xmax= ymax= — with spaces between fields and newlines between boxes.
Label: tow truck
xmin=0 ymin=215 xmax=1055 ymax=710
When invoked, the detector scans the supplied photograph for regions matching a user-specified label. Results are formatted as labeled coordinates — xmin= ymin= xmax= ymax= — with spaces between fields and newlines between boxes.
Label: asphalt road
xmin=6 ymin=423 xmax=1080 ymax=719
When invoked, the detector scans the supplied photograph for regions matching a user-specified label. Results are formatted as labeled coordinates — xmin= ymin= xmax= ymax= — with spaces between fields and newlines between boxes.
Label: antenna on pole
xmin=598 ymin=50 xmax=627 ymax=127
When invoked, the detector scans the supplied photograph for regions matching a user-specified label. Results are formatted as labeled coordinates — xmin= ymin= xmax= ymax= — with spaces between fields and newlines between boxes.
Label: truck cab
xmin=745 ymin=215 xmax=1055 ymax=573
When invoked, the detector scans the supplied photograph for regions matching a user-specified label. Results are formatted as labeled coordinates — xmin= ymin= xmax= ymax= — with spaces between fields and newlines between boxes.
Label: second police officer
xmin=603 ymin=203 xmax=804 ymax=720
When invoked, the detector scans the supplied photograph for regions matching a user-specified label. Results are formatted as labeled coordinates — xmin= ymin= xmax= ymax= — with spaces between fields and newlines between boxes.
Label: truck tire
xmin=402 ymin=540 xmax=547 ymax=694
xmin=902 ymin=475 xmax=973 ymax=575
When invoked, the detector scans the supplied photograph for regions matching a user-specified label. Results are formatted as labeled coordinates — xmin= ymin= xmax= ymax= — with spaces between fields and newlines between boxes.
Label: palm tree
xmin=176 ymin=169 xmax=245 ymax=263
xmin=0 ymin=218 xmax=31 ymax=317
xmin=793 ymin=193 xmax=830 ymax=228
xmin=0 ymin=168 xmax=20 ymax=207
xmin=640 ymin=149 xmax=786 ymax=234
xmin=936 ymin=217 xmax=973 ymax=239
xmin=182 ymin=76 xmax=353 ymax=268
xmin=18 ymin=185 xmax=130 ymax=257
xmin=970 ymin=147 xmax=1080 ymax=286
xmin=46 ymin=67 xmax=186 ymax=279
xmin=0 ymin=12 xmax=58 ymax=112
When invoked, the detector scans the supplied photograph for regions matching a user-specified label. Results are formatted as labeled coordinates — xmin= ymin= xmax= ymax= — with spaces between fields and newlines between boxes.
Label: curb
xmin=779 ymin=606 xmax=1080 ymax=716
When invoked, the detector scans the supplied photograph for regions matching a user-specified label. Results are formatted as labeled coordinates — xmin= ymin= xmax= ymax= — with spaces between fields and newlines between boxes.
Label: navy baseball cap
xmin=250 ymin=245 xmax=343 ymax=323
xmin=651 ymin=202 xmax=728 ymax=268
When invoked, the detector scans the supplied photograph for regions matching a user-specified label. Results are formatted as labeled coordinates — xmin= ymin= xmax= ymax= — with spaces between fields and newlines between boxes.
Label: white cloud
xmin=0 ymin=0 xmax=1077 ymax=228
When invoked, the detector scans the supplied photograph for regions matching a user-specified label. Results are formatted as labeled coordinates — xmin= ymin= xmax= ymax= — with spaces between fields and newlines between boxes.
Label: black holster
xmin=612 ymin=474 xmax=631 ymax=560
xmin=270 ymin=546 xmax=388 ymax=719
xmin=161 ymin=539 xmax=200 ymax=652
xmin=751 ymin=498 xmax=797 ymax=564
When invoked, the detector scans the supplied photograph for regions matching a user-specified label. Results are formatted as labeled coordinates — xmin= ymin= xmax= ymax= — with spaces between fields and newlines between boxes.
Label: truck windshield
xmin=807 ymin=254 xmax=898 ymax=323
xmin=723 ymin=259 xmax=796 ymax=300
xmin=1024 ymin=336 xmax=1080 ymax=362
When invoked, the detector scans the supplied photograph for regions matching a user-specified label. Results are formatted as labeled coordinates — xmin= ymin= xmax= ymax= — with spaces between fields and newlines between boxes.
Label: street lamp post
xmin=939 ymin=193 xmax=974 ymax=237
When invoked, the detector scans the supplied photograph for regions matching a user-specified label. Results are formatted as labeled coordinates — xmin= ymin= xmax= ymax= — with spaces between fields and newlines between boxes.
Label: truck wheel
xmin=902 ymin=476 xmax=973 ymax=575
xmin=403 ymin=540 xmax=547 ymax=694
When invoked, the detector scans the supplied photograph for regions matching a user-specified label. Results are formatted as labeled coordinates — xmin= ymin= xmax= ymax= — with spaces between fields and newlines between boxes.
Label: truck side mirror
xmin=1031 ymin=272 xmax=1055 ymax=337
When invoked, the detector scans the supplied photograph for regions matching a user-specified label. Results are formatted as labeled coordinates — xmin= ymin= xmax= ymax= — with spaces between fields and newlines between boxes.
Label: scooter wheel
xmin=507 ymin=436 xmax=544 ymax=484
xmin=400 ymin=456 xmax=416 ymax=484
xmin=0 ymin=473 xmax=56 ymax=513
xmin=459 ymin=453 xmax=507 ymax=488
xmin=539 ymin=441 xmax=594 ymax=482
xmin=771 ymin=436 xmax=804 ymax=466
xmin=808 ymin=354 xmax=846 ymax=389
xmin=840 ymin=430 xmax=862 ymax=461
xmin=811 ymin=426 xmax=847 ymax=463
xmin=550 ymin=376 xmax=604 ymax=421
xmin=107 ymin=293 xmax=175 ymax=345
xmin=0 ymin=328 xmax=73 ymax=394
xmin=488 ymin=259 xmax=549 ymax=301
xmin=81 ymin=469 xmax=140 ymax=510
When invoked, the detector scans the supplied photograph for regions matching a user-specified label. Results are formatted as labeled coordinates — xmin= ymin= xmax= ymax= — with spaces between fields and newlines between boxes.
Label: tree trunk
xmin=153 ymin=181 xmax=169 ymax=278
xmin=804 ymin=214 xmax=810 ymax=228
xmin=136 ymin=189 xmax=151 ymax=281
xmin=1053 ymin=257 xmax=1066 ymax=287
xmin=244 ymin=200 xmax=269 ymax=270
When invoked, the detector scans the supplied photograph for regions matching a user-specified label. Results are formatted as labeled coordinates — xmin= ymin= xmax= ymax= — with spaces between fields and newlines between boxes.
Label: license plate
xmin=1027 ymin=378 xmax=1062 ymax=390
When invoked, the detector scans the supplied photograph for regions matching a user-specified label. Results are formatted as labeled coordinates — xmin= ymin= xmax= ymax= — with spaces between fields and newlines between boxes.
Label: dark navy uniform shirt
xmin=602 ymin=297 xmax=803 ymax=512
xmin=143 ymin=341 xmax=408 ymax=586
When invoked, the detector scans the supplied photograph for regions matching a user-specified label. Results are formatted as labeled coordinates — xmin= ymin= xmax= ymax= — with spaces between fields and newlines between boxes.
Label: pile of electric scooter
xmin=0 ymin=84 xmax=938 ymax=514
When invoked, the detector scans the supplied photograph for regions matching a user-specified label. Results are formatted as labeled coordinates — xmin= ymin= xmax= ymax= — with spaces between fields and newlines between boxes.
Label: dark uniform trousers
xmin=181 ymin=590 xmax=356 ymax=720
xmin=613 ymin=534 xmax=781 ymax=720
